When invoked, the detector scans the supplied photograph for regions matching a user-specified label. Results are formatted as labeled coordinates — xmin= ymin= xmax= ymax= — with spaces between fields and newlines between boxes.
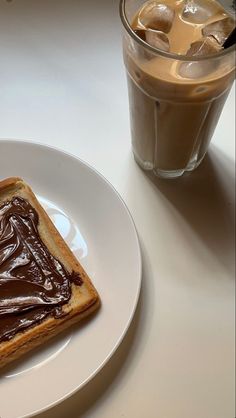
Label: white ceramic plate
xmin=0 ymin=140 xmax=142 ymax=418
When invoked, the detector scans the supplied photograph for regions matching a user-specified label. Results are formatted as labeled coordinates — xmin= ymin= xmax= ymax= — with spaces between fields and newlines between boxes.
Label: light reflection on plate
xmin=39 ymin=196 xmax=88 ymax=258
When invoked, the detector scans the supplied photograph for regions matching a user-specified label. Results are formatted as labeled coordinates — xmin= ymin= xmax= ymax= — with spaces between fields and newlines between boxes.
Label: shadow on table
xmin=143 ymin=146 xmax=235 ymax=277
xmin=31 ymin=147 xmax=236 ymax=418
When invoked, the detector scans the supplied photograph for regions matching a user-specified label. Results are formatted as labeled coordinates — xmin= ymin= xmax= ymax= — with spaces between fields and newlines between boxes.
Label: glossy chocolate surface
xmin=0 ymin=197 xmax=80 ymax=342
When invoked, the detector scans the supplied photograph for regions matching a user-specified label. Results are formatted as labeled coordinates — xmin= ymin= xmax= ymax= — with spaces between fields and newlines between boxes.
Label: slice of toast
xmin=0 ymin=177 xmax=100 ymax=369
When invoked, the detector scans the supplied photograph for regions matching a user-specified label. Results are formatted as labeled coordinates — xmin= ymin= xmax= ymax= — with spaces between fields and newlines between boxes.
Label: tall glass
xmin=120 ymin=0 xmax=235 ymax=178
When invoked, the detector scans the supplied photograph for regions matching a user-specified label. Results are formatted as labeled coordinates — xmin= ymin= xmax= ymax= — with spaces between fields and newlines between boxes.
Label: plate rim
xmin=0 ymin=138 xmax=142 ymax=418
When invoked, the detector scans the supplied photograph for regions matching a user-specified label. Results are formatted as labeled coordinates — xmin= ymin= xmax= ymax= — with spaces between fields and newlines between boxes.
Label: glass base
xmin=186 ymin=154 xmax=205 ymax=172
xmin=153 ymin=168 xmax=185 ymax=179
xmin=133 ymin=152 xmax=154 ymax=171
xmin=133 ymin=152 xmax=206 ymax=179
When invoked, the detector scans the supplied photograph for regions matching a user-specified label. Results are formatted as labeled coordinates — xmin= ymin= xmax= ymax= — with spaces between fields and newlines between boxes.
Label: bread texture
xmin=0 ymin=177 xmax=100 ymax=369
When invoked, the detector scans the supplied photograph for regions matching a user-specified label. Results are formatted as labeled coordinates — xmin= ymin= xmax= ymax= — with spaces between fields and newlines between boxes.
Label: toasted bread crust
xmin=0 ymin=177 xmax=100 ymax=369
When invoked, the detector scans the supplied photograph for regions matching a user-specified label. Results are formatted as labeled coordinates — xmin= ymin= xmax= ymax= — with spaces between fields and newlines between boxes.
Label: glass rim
xmin=119 ymin=0 xmax=236 ymax=62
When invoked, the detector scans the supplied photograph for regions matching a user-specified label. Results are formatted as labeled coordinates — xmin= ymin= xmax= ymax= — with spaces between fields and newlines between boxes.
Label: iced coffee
xmin=120 ymin=0 xmax=235 ymax=178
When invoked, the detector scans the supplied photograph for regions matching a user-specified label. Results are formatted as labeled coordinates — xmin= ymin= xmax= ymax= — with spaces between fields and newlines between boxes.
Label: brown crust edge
xmin=0 ymin=177 xmax=100 ymax=369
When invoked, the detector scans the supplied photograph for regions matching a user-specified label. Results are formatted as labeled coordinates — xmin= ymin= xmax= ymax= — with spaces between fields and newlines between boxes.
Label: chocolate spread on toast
xmin=0 ymin=197 xmax=82 ymax=342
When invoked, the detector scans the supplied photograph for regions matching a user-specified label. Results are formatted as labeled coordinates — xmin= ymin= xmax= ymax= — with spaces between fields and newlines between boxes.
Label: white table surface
xmin=0 ymin=1 xmax=235 ymax=418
